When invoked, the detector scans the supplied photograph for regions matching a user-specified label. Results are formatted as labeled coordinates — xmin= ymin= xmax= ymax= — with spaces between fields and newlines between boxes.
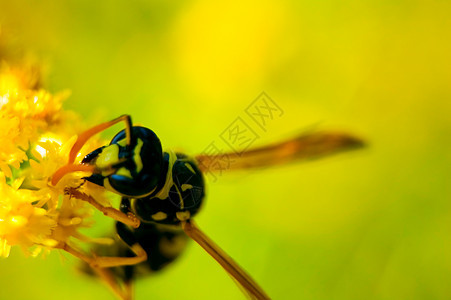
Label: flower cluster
xmin=0 ymin=40 xmax=109 ymax=258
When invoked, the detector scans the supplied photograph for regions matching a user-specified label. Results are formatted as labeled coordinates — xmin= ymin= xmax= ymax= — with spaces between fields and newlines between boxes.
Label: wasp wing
xmin=195 ymin=131 xmax=364 ymax=173
xmin=182 ymin=220 xmax=270 ymax=300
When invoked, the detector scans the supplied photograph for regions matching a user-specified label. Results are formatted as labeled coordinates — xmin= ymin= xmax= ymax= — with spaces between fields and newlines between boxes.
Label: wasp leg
xmin=94 ymin=267 xmax=132 ymax=300
xmin=89 ymin=221 xmax=149 ymax=271
xmin=182 ymin=220 xmax=270 ymax=300
xmin=125 ymin=281 xmax=134 ymax=300
xmin=75 ymin=221 xmax=147 ymax=269
xmin=90 ymin=243 xmax=147 ymax=268
xmin=66 ymin=188 xmax=140 ymax=228
xmin=57 ymin=243 xmax=131 ymax=300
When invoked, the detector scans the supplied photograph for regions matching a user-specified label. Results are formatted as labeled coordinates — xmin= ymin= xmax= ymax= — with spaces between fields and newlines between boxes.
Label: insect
xmin=51 ymin=115 xmax=364 ymax=300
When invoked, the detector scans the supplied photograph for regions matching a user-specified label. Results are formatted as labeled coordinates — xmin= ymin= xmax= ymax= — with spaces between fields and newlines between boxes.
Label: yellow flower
xmin=0 ymin=130 xmax=111 ymax=257
xmin=0 ymin=48 xmax=111 ymax=257
xmin=0 ymin=115 xmax=29 ymax=177
xmin=50 ymin=196 xmax=93 ymax=245
xmin=0 ymin=62 xmax=72 ymax=176
xmin=26 ymin=134 xmax=110 ymax=211
xmin=0 ymin=174 xmax=57 ymax=257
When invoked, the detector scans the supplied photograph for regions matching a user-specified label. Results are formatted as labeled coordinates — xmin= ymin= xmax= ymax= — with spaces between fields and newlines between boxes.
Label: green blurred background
xmin=0 ymin=1 xmax=450 ymax=299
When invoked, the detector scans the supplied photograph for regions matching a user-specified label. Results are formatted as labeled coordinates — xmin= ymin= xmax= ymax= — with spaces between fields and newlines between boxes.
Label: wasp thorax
xmin=129 ymin=152 xmax=205 ymax=225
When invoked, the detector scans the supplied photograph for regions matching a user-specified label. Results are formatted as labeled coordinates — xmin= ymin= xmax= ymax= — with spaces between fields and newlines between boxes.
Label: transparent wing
xmin=195 ymin=131 xmax=364 ymax=173
xmin=182 ymin=220 xmax=270 ymax=300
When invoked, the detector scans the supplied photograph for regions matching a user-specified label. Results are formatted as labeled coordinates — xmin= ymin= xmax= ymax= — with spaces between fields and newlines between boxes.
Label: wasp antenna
xmin=51 ymin=164 xmax=95 ymax=186
xmin=69 ymin=115 xmax=133 ymax=164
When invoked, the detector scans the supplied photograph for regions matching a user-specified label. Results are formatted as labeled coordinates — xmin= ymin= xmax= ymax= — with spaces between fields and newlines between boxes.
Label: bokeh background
xmin=0 ymin=1 xmax=450 ymax=299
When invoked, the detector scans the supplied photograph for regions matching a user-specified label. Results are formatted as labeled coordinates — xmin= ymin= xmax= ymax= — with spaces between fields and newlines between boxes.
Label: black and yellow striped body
xmin=82 ymin=126 xmax=205 ymax=280
xmin=110 ymin=201 xmax=190 ymax=282
xmin=130 ymin=151 xmax=205 ymax=225
xmin=117 ymin=151 xmax=205 ymax=279
xmin=74 ymin=115 xmax=362 ymax=299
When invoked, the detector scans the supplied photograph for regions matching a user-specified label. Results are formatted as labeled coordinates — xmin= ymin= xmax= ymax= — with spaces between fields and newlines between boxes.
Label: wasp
xmin=51 ymin=115 xmax=363 ymax=300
